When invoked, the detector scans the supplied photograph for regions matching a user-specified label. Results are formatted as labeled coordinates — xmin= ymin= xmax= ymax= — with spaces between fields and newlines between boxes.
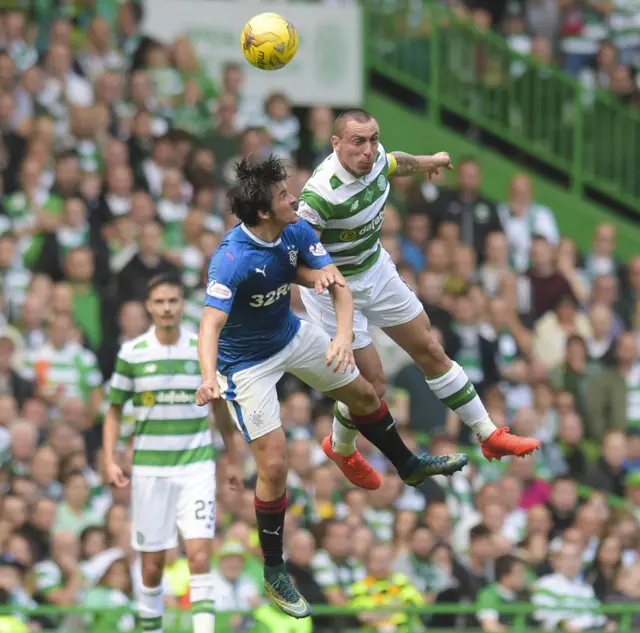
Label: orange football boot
xmin=480 ymin=426 xmax=541 ymax=461
xmin=322 ymin=435 xmax=381 ymax=490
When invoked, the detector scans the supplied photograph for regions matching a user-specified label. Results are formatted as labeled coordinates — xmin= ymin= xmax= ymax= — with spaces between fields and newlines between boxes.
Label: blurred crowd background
xmin=0 ymin=0 xmax=639 ymax=633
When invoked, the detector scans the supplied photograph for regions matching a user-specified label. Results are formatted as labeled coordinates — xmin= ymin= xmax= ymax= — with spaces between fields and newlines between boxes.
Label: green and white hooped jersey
xmin=108 ymin=326 xmax=213 ymax=477
xmin=297 ymin=144 xmax=391 ymax=277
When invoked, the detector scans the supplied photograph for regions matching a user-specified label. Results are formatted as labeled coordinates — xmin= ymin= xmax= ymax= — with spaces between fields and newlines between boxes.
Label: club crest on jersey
xmin=207 ymin=280 xmax=232 ymax=300
xmin=377 ymin=175 xmax=387 ymax=191
xmin=287 ymin=245 xmax=299 ymax=267
xmin=184 ymin=361 xmax=197 ymax=374
xmin=309 ymin=243 xmax=327 ymax=257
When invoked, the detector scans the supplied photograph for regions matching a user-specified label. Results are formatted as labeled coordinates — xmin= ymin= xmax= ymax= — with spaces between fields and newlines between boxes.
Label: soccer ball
xmin=241 ymin=12 xmax=299 ymax=71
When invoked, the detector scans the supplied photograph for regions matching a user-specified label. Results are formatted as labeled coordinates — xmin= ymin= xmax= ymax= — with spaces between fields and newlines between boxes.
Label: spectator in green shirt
xmin=476 ymin=554 xmax=527 ymax=633
xmin=53 ymin=470 xmax=102 ymax=536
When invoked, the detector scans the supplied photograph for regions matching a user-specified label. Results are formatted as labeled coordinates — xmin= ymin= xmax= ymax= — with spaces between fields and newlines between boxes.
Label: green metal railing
xmin=6 ymin=602 xmax=640 ymax=632
xmin=366 ymin=1 xmax=640 ymax=212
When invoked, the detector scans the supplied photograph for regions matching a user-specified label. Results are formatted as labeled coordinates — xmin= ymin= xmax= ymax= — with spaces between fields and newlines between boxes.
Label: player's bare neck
xmin=249 ymin=222 xmax=283 ymax=244
xmin=155 ymin=326 xmax=180 ymax=346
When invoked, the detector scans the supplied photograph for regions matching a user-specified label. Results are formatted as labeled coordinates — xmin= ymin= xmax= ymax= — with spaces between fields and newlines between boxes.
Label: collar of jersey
xmin=147 ymin=325 xmax=188 ymax=347
xmin=240 ymin=223 xmax=282 ymax=247
xmin=332 ymin=152 xmax=359 ymax=185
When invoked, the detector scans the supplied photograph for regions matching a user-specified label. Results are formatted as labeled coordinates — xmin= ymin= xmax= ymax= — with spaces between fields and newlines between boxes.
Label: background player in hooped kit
xmin=104 ymin=275 xmax=217 ymax=633
xmin=296 ymin=109 xmax=542 ymax=464
xmin=196 ymin=156 xmax=468 ymax=619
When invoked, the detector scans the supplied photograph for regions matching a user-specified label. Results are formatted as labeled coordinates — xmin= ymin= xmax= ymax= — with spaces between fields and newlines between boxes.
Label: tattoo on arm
xmin=389 ymin=151 xmax=419 ymax=176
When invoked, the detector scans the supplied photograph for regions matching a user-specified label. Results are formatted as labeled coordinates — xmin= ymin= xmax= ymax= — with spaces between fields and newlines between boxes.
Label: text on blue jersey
xmin=204 ymin=220 xmax=333 ymax=376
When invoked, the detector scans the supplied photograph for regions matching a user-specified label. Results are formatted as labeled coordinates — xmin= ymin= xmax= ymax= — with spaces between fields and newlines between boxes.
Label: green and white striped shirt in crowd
xmin=297 ymin=144 xmax=391 ymax=277
xmin=108 ymin=326 xmax=213 ymax=477
xmin=311 ymin=549 xmax=365 ymax=592
xmin=610 ymin=0 xmax=640 ymax=52
xmin=23 ymin=342 xmax=102 ymax=403
xmin=532 ymin=573 xmax=606 ymax=631
xmin=560 ymin=7 xmax=608 ymax=56
xmin=626 ymin=363 xmax=640 ymax=428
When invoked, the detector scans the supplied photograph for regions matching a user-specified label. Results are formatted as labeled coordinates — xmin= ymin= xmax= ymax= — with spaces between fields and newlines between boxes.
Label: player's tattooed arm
xmin=389 ymin=151 xmax=453 ymax=177
xmin=389 ymin=151 xmax=420 ymax=175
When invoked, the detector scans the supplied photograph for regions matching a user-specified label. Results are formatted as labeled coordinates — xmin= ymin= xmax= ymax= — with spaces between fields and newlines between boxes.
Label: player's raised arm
xmin=388 ymin=150 xmax=453 ymax=178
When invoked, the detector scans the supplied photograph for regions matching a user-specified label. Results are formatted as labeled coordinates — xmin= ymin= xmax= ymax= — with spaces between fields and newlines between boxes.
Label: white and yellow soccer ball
xmin=240 ymin=12 xmax=299 ymax=71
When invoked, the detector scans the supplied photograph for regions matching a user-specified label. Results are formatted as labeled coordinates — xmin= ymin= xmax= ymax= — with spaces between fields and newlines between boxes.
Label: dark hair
xmin=469 ymin=524 xmax=492 ymax=541
xmin=147 ymin=273 xmax=184 ymax=298
xmin=80 ymin=525 xmax=106 ymax=547
xmin=334 ymin=108 xmax=374 ymax=136
xmin=495 ymin=554 xmax=522 ymax=581
xmin=223 ymin=61 xmax=242 ymax=73
xmin=62 ymin=469 xmax=85 ymax=486
xmin=228 ymin=155 xmax=288 ymax=226
xmin=55 ymin=150 xmax=79 ymax=163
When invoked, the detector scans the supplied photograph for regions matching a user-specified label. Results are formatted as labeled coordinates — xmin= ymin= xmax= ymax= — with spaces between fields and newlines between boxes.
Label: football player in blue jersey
xmin=196 ymin=156 xmax=468 ymax=619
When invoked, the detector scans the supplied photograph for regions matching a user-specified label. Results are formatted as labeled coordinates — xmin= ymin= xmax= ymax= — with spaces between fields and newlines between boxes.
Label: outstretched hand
xmin=326 ymin=333 xmax=356 ymax=374
xmin=426 ymin=152 xmax=453 ymax=178
xmin=314 ymin=269 xmax=346 ymax=295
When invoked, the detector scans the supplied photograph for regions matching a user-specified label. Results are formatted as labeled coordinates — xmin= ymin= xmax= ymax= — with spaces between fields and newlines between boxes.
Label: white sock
xmin=331 ymin=402 xmax=358 ymax=456
xmin=426 ymin=362 xmax=497 ymax=440
xmin=191 ymin=573 xmax=215 ymax=633
xmin=138 ymin=584 xmax=164 ymax=633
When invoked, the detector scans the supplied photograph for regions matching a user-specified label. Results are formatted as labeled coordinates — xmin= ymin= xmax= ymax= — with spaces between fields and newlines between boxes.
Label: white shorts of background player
xmin=217 ymin=320 xmax=360 ymax=442
xmin=300 ymin=249 xmax=424 ymax=351
xmin=131 ymin=464 xmax=216 ymax=552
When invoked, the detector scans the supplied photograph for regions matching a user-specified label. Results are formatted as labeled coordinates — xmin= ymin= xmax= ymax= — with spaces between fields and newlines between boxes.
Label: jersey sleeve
xmin=294 ymin=220 xmax=333 ymax=269
xmin=109 ymin=350 xmax=134 ymax=406
xmin=80 ymin=349 xmax=103 ymax=388
xmin=204 ymin=247 xmax=247 ymax=313
xmin=296 ymin=192 xmax=330 ymax=230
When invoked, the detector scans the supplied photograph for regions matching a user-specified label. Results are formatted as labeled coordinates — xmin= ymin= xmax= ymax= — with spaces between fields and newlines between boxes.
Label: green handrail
xmin=5 ymin=603 xmax=640 ymax=633
xmin=366 ymin=0 xmax=640 ymax=213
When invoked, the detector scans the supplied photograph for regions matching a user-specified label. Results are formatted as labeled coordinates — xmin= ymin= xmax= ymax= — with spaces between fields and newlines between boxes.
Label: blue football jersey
xmin=205 ymin=220 xmax=333 ymax=375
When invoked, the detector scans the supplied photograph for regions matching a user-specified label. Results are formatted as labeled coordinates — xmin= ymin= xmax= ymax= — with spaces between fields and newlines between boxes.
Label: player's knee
xmin=416 ymin=331 xmax=450 ymax=374
xmin=345 ymin=378 xmax=380 ymax=416
xmin=187 ymin=547 xmax=210 ymax=574
xmin=260 ymin=454 xmax=288 ymax=491
xmin=141 ymin=557 xmax=164 ymax=586
xmin=372 ymin=376 xmax=386 ymax=400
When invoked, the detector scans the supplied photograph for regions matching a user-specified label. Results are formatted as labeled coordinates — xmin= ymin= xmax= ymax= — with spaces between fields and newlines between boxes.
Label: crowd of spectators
xmin=450 ymin=0 xmax=640 ymax=104
xmin=0 ymin=1 xmax=639 ymax=633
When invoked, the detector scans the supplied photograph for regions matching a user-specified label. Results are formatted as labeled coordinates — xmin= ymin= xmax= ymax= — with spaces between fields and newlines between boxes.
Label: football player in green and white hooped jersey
xmin=296 ymin=109 xmax=541 ymax=467
xmin=103 ymin=274 xmax=217 ymax=633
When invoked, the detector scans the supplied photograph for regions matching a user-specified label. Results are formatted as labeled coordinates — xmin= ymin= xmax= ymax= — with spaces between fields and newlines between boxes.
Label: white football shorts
xmin=131 ymin=464 xmax=215 ymax=552
xmin=301 ymin=248 xmax=424 ymax=349
xmin=217 ymin=320 xmax=359 ymax=442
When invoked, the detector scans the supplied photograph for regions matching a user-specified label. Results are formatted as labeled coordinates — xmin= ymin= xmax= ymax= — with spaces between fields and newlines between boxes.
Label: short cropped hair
xmin=228 ymin=155 xmax=288 ymax=226
xmin=333 ymin=108 xmax=375 ymax=136
xmin=146 ymin=273 xmax=184 ymax=299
